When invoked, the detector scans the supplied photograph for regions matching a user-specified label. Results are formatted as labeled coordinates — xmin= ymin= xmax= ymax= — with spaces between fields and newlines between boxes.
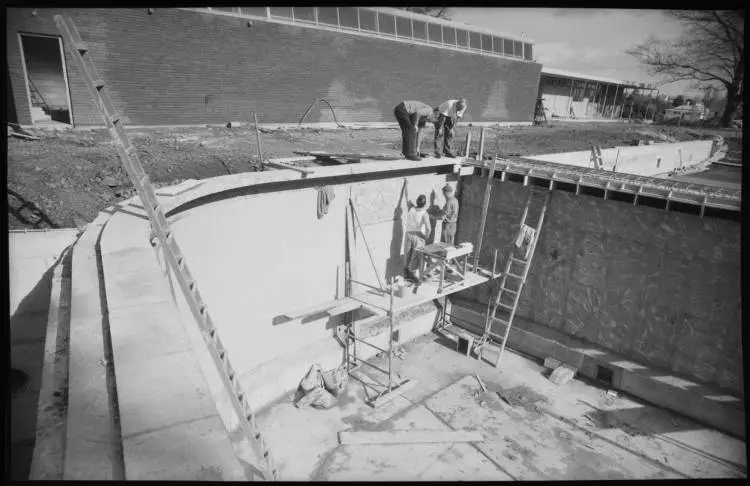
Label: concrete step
xmin=28 ymin=244 xmax=74 ymax=480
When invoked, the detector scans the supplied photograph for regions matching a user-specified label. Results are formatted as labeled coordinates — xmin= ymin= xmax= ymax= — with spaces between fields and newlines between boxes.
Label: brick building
xmin=7 ymin=7 xmax=542 ymax=128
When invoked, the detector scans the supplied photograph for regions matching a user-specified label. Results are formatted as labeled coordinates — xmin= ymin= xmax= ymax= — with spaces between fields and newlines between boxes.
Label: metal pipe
xmin=347 ymin=333 xmax=389 ymax=354
xmin=387 ymin=277 xmax=395 ymax=392
xmin=350 ymin=355 xmax=390 ymax=375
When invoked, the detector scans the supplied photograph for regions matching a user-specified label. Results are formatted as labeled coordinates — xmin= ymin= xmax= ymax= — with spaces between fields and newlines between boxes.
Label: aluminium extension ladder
xmin=472 ymin=189 xmax=550 ymax=367
xmin=54 ymin=16 xmax=279 ymax=481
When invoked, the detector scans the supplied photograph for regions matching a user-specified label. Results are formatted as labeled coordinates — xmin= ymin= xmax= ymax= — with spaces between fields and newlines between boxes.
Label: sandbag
xmin=322 ymin=366 xmax=348 ymax=397
xmin=308 ymin=387 xmax=337 ymax=410
xmin=299 ymin=364 xmax=324 ymax=394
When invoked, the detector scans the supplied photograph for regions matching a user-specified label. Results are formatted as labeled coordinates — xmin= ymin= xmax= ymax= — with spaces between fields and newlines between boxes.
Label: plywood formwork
xmin=456 ymin=174 xmax=742 ymax=395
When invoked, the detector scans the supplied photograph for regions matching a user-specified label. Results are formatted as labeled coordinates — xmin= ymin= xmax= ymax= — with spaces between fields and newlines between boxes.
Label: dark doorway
xmin=19 ymin=33 xmax=72 ymax=125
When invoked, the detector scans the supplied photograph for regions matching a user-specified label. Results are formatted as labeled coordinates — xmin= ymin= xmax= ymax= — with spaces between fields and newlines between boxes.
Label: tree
xmin=672 ymin=95 xmax=686 ymax=107
xmin=627 ymin=10 xmax=743 ymax=127
xmin=400 ymin=7 xmax=452 ymax=20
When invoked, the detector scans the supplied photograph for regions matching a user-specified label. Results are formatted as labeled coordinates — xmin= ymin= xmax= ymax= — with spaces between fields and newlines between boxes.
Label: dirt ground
xmin=7 ymin=122 xmax=742 ymax=230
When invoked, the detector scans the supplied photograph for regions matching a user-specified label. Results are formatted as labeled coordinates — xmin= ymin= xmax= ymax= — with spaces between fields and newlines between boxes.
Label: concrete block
xmin=122 ymin=415 xmax=246 ymax=480
xmin=549 ymin=365 xmax=577 ymax=386
xmin=544 ymin=357 xmax=561 ymax=369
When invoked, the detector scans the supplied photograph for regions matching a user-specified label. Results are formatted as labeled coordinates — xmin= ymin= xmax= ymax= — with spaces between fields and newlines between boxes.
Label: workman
xmin=394 ymin=100 xmax=436 ymax=161
xmin=438 ymin=184 xmax=459 ymax=246
xmin=434 ymin=98 xmax=467 ymax=158
xmin=403 ymin=194 xmax=432 ymax=281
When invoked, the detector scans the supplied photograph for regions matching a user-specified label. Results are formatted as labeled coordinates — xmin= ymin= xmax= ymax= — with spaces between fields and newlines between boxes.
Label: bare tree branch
xmin=627 ymin=10 xmax=743 ymax=126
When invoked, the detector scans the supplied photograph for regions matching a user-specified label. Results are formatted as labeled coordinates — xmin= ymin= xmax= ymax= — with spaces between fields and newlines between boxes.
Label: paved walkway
xmin=9 ymin=229 xmax=77 ymax=480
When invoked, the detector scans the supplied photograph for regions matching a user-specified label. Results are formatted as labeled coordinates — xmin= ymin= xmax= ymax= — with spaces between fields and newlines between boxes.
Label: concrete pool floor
xmin=255 ymin=332 xmax=746 ymax=481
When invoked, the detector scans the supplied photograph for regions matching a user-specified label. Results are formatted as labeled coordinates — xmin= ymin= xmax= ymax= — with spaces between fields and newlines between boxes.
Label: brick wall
xmin=7 ymin=8 xmax=542 ymax=126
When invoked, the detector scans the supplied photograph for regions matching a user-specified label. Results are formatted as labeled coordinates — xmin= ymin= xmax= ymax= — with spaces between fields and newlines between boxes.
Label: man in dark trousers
xmin=434 ymin=98 xmax=467 ymax=158
xmin=394 ymin=100 xmax=436 ymax=161
xmin=439 ymin=183 xmax=459 ymax=246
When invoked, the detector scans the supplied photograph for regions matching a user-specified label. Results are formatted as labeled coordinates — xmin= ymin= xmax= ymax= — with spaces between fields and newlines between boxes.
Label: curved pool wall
xmin=68 ymin=156 xmax=743 ymax=478
xmin=522 ymin=139 xmax=716 ymax=177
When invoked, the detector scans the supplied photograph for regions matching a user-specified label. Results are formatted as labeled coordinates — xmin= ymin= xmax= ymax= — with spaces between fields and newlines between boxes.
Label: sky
xmin=450 ymin=8 xmax=695 ymax=96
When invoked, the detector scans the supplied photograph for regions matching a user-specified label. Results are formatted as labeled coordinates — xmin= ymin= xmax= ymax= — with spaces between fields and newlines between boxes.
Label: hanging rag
xmin=317 ymin=186 xmax=336 ymax=219
xmin=515 ymin=224 xmax=536 ymax=260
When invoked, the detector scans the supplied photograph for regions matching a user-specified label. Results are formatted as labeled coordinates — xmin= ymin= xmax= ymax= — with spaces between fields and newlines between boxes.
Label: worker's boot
xmin=444 ymin=150 xmax=456 ymax=158
xmin=406 ymin=154 xmax=421 ymax=161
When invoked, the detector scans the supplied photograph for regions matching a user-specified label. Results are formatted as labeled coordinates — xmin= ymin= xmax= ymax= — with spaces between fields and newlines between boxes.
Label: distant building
xmin=537 ymin=67 xmax=657 ymax=121
xmin=7 ymin=7 xmax=541 ymax=127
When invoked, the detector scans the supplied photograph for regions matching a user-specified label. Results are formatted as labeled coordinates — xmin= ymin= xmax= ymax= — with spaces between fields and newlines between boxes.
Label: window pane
xmin=524 ymin=43 xmax=533 ymax=60
xmin=503 ymin=38 xmax=513 ymax=55
xmin=428 ymin=23 xmax=442 ymax=43
xmin=456 ymin=29 xmax=469 ymax=47
xmin=293 ymin=7 xmax=315 ymax=22
xmin=492 ymin=36 xmax=503 ymax=54
xmin=481 ymin=34 xmax=492 ymax=52
xmin=443 ymin=26 xmax=456 ymax=45
xmin=396 ymin=16 xmax=412 ymax=38
xmin=413 ymin=20 xmax=427 ymax=40
xmin=240 ymin=7 xmax=268 ymax=17
xmin=339 ymin=7 xmax=358 ymax=28
xmin=514 ymin=40 xmax=523 ymax=57
xmin=378 ymin=13 xmax=395 ymax=34
xmin=469 ymin=31 xmax=481 ymax=49
xmin=317 ymin=7 xmax=338 ymax=26
xmin=359 ymin=8 xmax=377 ymax=32
xmin=269 ymin=7 xmax=291 ymax=18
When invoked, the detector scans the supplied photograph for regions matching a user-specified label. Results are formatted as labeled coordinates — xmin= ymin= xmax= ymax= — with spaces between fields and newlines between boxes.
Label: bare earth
xmin=7 ymin=122 xmax=741 ymax=230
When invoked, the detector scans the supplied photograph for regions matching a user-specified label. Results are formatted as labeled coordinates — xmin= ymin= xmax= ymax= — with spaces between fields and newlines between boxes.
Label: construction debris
xmin=293 ymin=363 xmax=348 ymax=409
xmin=338 ymin=429 xmax=484 ymax=445
xmin=548 ymin=365 xmax=577 ymax=386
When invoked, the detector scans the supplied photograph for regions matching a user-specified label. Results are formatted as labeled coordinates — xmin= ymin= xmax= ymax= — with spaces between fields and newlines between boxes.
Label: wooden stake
xmin=473 ymin=158 xmax=497 ymax=271
xmin=478 ymin=127 xmax=486 ymax=161
xmin=254 ymin=112 xmax=264 ymax=171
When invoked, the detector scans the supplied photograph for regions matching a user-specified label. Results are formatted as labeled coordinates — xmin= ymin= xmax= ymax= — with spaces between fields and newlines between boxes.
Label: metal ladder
xmin=474 ymin=189 xmax=550 ymax=367
xmin=54 ymin=16 xmax=279 ymax=481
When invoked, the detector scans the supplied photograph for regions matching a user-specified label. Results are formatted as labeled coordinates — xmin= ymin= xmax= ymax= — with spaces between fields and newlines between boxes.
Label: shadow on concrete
xmin=386 ymin=179 xmax=407 ymax=282
xmin=7 ymin=188 xmax=59 ymax=229
xmin=10 ymin=261 xmax=56 ymax=481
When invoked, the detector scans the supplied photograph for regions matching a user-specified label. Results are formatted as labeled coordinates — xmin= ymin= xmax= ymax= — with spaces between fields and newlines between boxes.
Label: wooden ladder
xmin=591 ymin=145 xmax=604 ymax=170
xmin=54 ymin=15 xmax=279 ymax=481
xmin=473 ymin=189 xmax=551 ymax=367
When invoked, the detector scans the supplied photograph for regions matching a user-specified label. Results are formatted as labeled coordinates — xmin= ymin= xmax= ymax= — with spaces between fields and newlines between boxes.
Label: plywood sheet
xmin=457 ymin=176 xmax=742 ymax=394
xmin=563 ymin=282 xmax=603 ymax=343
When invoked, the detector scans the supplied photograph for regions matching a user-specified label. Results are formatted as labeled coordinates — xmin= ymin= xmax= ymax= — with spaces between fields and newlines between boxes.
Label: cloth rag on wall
xmin=515 ymin=224 xmax=536 ymax=260
xmin=317 ymin=186 xmax=336 ymax=219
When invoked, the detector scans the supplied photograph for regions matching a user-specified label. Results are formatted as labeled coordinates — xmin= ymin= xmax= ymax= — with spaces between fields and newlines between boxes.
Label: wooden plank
xmin=326 ymin=300 xmax=363 ymax=317
xmin=338 ymin=428 xmax=483 ymax=445
xmin=264 ymin=161 xmax=314 ymax=174
xmin=283 ymin=297 xmax=355 ymax=319
xmin=293 ymin=150 xmax=402 ymax=161
xmin=267 ymin=156 xmax=317 ymax=164
xmin=473 ymin=159 xmax=498 ymax=269
xmin=368 ymin=379 xmax=418 ymax=408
